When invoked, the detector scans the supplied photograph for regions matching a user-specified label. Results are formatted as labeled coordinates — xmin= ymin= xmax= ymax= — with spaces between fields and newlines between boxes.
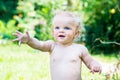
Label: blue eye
xmin=55 ymin=26 xmax=59 ymax=29
xmin=64 ymin=27 xmax=71 ymax=30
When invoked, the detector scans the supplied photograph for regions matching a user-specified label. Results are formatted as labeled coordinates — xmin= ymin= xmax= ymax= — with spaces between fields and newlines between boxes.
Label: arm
xmin=13 ymin=31 xmax=54 ymax=52
xmin=81 ymin=45 xmax=102 ymax=74
xmin=27 ymin=38 xmax=54 ymax=52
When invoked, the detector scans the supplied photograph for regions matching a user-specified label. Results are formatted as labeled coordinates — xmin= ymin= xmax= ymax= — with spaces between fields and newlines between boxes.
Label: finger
xmin=13 ymin=33 xmax=19 ymax=36
xmin=13 ymin=31 xmax=22 ymax=37
xmin=16 ymin=31 xmax=23 ymax=35
xmin=12 ymin=38 xmax=19 ymax=42
xmin=18 ymin=40 xmax=21 ymax=46
xmin=94 ymin=66 xmax=101 ymax=74
xmin=90 ymin=70 xmax=94 ymax=74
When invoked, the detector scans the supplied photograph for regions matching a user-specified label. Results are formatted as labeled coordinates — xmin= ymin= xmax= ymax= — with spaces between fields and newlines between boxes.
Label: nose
xmin=59 ymin=28 xmax=64 ymax=33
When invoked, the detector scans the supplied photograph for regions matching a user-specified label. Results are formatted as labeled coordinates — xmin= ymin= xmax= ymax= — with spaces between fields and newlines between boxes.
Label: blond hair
xmin=52 ymin=10 xmax=81 ymax=29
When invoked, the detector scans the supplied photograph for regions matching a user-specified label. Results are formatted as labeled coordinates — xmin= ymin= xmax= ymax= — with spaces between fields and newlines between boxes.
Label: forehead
xmin=53 ymin=15 xmax=76 ymax=26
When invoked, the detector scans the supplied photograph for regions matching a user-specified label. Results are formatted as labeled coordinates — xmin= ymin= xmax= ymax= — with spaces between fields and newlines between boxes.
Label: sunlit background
xmin=0 ymin=0 xmax=120 ymax=80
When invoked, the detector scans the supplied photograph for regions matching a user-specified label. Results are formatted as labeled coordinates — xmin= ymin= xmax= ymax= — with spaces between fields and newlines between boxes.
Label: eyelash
xmin=55 ymin=26 xmax=59 ymax=29
xmin=55 ymin=26 xmax=71 ymax=30
xmin=64 ymin=27 xmax=70 ymax=30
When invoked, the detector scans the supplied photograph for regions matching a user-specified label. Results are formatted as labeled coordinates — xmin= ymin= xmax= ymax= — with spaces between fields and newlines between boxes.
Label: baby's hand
xmin=90 ymin=62 xmax=102 ymax=74
xmin=13 ymin=31 xmax=30 ymax=46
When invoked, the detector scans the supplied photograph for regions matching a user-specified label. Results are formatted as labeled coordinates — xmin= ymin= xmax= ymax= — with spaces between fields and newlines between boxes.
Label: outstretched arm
xmin=81 ymin=46 xmax=102 ymax=74
xmin=13 ymin=31 xmax=53 ymax=52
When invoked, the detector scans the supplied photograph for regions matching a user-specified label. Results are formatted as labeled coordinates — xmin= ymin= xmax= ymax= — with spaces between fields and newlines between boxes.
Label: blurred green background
xmin=0 ymin=0 xmax=120 ymax=80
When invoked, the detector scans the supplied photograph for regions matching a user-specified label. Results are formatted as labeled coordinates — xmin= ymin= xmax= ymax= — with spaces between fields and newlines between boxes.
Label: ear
xmin=74 ymin=30 xmax=80 ymax=38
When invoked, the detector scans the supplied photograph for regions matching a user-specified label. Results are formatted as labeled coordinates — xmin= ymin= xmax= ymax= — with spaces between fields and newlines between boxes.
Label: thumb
xmin=26 ymin=31 xmax=30 ymax=38
xmin=90 ymin=67 xmax=94 ymax=74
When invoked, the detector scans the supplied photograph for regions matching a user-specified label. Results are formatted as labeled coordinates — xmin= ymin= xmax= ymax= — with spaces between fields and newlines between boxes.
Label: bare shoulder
xmin=75 ymin=44 xmax=89 ymax=54
xmin=46 ymin=40 xmax=55 ymax=44
xmin=46 ymin=40 xmax=55 ymax=48
xmin=46 ymin=40 xmax=56 ymax=52
xmin=75 ymin=44 xmax=87 ymax=50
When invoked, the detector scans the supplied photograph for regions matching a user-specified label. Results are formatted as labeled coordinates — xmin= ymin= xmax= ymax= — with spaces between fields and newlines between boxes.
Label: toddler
xmin=13 ymin=11 xmax=102 ymax=80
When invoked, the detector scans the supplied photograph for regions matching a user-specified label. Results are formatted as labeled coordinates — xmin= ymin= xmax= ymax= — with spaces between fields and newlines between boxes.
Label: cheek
xmin=65 ymin=32 xmax=74 ymax=39
xmin=69 ymin=31 xmax=77 ymax=37
xmin=68 ymin=31 xmax=76 ymax=35
xmin=53 ymin=30 xmax=57 ymax=37
xmin=53 ymin=29 xmax=56 ymax=33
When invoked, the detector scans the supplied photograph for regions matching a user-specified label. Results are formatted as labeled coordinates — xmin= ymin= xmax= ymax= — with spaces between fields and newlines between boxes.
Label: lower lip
xmin=58 ymin=36 xmax=65 ymax=38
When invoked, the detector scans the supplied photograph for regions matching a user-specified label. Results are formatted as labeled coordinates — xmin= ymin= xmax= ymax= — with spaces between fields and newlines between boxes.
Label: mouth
xmin=58 ymin=35 xmax=65 ymax=38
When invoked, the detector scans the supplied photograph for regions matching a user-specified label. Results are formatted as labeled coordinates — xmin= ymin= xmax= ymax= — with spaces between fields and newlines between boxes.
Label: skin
xmin=13 ymin=13 xmax=102 ymax=80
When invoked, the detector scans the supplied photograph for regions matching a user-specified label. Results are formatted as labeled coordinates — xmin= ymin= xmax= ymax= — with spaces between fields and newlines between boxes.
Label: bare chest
xmin=50 ymin=46 xmax=82 ymax=64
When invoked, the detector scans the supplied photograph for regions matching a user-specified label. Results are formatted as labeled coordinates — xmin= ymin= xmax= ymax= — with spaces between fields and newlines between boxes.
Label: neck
xmin=57 ymin=42 xmax=73 ymax=47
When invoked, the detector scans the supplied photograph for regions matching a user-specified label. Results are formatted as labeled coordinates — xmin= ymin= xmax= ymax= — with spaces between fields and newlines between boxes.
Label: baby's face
xmin=53 ymin=15 xmax=79 ymax=45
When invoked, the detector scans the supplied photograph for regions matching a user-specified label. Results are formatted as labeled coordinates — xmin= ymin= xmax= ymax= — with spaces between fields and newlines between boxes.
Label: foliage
xmin=14 ymin=0 xmax=82 ymax=40
xmin=0 ymin=0 xmax=82 ymax=40
xmin=0 ymin=20 xmax=19 ymax=39
xmin=82 ymin=0 xmax=120 ymax=53
xmin=14 ymin=0 xmax=56 ymax=40
xmin=0 ymin=0 xmax=18 ymax=22
xmin=33 ymin=2 xmax=54 ymax=40
xmin=0 ymin=0 xmax=120 ymax=54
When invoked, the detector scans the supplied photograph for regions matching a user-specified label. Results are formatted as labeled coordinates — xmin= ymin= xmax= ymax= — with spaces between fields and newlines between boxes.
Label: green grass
xmin=0 ymin=42 xmax=118 ymax=80
xmin=0 ymin=43 xmax=50 ymax=80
